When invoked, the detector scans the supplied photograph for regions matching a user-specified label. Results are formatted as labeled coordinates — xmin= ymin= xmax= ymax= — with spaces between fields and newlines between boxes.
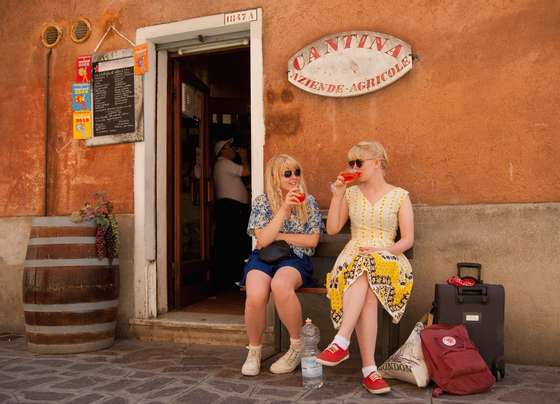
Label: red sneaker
xmin=315 ymin=343 xmax=349 ymax=366
xmin=362 ymin=371 xmax=391 ymax=394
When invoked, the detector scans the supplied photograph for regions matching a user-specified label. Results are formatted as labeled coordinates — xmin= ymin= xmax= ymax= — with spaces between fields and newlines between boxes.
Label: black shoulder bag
xmin=258 ymin=240 xmax=293 ymax=264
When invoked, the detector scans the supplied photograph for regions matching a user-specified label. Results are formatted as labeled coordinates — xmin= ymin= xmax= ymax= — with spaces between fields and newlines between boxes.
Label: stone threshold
xmin=128 ymin=312 xmax=275 ymax=348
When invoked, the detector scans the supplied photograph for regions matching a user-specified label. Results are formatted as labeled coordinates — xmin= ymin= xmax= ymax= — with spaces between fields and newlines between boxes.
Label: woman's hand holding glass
xmin=331 ymin=174 xmax=347 ymax=197
xmin=281 ymin=187 xmax=305 ymax=216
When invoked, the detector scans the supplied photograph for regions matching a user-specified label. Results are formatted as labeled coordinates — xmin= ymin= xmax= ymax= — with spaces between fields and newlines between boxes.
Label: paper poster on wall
xmin=73 ymin=111 xmax=92 ymax=139
xmin=71 ymin=84 xmax=91 ymax=111
xmin=76 ymin=55 xmax=92 ymax=83
xmin=134 ymin=44 xmax=149 ymax=75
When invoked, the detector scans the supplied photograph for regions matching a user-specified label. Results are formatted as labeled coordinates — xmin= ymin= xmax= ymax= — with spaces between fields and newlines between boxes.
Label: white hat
xmin=214 ymin=138 xmax=233 ymax=156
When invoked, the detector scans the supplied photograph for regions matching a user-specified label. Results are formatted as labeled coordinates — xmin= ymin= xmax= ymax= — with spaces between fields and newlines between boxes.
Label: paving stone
xmin=129 ymin=371 xmax=157 ymax=379
xmin=117 ymin=349 xmax=181 ymax=365
xmin=30 ymin=359 xmax=72 ymax=368
xmin=174 ymin=387 xmax=222 ymax=404
xmin=531 ymin=372 xmax=560 ymax=385
xmin=68 ymin=363 xmax=105 ymax=371
xmin=2 ymin=366 xmax=35 ymax=373
xmin=206 ymin=379 xmax=251 ymax=394
xmin=217 ymin=397 xmax=261 ymax=404
xmin=51 ymin=376 xmax=106 ymax=390
xmin=101 ymin=398 xmax=128 ymax=404
xmin=0 ymin=393 xmax=13 ymax=403
xmin=127 ymin=377 xmax=175 ymax=394
xmin=0 ymin=376 xmax=60 ymax=390
xmin=96 ymin=367 xmax=131 ymax=377
xmin=173 ymin=370 xmax=208 ymax=379
xmin=81 ymin=356 xmax=109 ymax=363
xmin=213 ymin=368 xmax=244 ymax=379
xmin=65 ymin=393 xmax=105 ymax=404
xmin=146 ymin=385 xmax=188 ymax=399
xmin=300 ymin=383 xmax=357 ymax=401
xmin=96 ymin=379 xmax=142 ymax=392
xmin=496 ymin=388 xmax=560 ymax=403
xmin=0 ymin=340 xmax=558 ymax=404
xmin=253 ymin=386 xmax=302 ymax=399
xmin=180 ymin=356 xmax=225 ymax=367
xmin=261 ymin=373 xmax=302 ymax=388
xmin=26 ymin=370 xmax=53 ymax=376
xmin=265 ymin=401 xmax=293 ymax=404
xmin=21 ymin=390 xmax=73 ymax=401
xmin=129 ymin=361 xmax=177 ymax=370
xmin=0 ymin=360 xmax=14 ymax=369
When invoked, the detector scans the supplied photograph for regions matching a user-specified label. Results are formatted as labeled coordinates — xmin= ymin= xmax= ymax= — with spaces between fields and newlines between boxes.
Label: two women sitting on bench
xmin=239 ymin=141 xmax=415 ymax=395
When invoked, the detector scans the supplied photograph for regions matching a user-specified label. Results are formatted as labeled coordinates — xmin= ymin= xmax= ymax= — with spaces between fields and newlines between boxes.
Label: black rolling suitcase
xmin=432 ymin=262 xmax=505 ymax=380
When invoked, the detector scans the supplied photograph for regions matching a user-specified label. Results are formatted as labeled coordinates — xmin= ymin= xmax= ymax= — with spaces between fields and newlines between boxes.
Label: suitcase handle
xmin=457 ymin=262 xmax=482 ymax=283
xmin=457 ymin=285 xmax=488 ymax=304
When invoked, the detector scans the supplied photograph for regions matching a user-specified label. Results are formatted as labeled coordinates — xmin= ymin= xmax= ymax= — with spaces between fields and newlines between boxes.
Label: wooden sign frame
xmin=86 ymin=48 xmax=144 ymax=146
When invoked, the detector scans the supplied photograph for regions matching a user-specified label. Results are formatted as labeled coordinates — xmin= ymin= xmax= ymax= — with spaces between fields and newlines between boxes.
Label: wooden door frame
xmin=134 ymin=10 xmax=265 ymax=318
xmin=168 ymin=60 xmax=212 ymax=310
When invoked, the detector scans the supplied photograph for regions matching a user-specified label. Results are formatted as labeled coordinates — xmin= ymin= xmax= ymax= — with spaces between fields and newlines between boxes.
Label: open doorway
xmin=166 ymin=46 xmax=251 ymax=317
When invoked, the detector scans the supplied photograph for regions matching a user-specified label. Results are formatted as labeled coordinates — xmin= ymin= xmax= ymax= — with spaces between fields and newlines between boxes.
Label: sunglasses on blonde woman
xmin=283 ymin=168 xmax=301 ymax=178
xmin=348 ymin=159 xmax=375 ymax=169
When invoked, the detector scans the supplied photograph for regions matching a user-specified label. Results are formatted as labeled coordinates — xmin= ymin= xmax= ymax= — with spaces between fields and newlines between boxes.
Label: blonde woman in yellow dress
xmin=316 ymin=141 xmax=414 ymax=395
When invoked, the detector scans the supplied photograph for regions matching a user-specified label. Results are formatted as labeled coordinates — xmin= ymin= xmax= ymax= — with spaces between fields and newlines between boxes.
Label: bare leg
xmin=337 ymin=273 xmax=368 ymax=340
xmin=355 ymin=287 xmax=378 ymax=368
xmin=244 ymin=270 xmax=272 ymax=346
xmin=270 ymin=267 xmax=303 ymax=340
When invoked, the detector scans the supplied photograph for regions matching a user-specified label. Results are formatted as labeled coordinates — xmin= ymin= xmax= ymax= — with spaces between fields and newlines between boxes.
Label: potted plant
xmin=71 ymin=192 xmax=120 ymax=260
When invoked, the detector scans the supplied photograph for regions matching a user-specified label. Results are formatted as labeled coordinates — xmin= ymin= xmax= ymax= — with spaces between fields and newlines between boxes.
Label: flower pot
xmin=22 ymin=216 xmax=119 ymax=354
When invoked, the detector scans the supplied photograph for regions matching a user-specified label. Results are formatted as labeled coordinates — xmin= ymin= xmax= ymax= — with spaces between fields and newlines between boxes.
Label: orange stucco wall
xmin=1 ymin=0 xmax=559 ymax=216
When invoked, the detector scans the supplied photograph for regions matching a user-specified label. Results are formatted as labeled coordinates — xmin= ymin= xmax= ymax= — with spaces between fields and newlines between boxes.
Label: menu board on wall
xmin=86 ymin=48 xmax=144 ymax=146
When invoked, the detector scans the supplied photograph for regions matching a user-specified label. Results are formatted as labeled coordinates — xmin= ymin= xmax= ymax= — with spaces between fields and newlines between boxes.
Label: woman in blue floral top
xmin=240 ymin=154 xmax=322 ymax=377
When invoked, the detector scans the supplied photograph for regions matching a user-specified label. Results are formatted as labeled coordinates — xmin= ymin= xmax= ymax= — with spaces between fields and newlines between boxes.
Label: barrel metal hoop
xmin=25 ymin=321 xmax=117 ymax=334
xmin=23 ymin=299 xmax=119 ymax=313
xmin=28 ymin=237 xmax=96 ymax=245
xmin=24 ymin=258 xmax=119 ymax=267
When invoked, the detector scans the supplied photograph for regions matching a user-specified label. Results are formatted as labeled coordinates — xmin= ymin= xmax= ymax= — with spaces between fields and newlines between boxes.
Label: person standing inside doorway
xmin=213 ymin=138 xmax=251 ymax=291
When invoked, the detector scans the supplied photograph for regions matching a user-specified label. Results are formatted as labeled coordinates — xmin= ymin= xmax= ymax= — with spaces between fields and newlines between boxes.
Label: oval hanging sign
xmin=287 ymin=31 xmax=413 ymax=97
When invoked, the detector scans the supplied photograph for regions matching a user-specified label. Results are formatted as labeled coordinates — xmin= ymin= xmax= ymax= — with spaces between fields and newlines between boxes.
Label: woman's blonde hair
xmin=348 ymin=140 xmax=389 ymax=170
xmin=264 ymin=154 xmax=308 ymax=223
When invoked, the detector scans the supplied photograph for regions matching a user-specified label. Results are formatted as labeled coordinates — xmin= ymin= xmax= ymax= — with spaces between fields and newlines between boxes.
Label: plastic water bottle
xmin=301 ymin=318 xmax=323 ymax=388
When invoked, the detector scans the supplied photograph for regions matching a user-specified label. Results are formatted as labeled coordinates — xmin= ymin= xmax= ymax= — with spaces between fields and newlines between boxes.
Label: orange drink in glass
xmin=340 ymin=171 xmax=362 ymax=183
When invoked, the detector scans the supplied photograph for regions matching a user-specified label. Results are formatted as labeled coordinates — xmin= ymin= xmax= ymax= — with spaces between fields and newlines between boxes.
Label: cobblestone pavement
xmin=0 ymin=335 xmax=559 ymax=403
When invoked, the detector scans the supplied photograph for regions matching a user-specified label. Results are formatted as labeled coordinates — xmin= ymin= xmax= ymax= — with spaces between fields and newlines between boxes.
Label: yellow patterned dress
xmin=326 ymin=186 xmax=413 ymax=328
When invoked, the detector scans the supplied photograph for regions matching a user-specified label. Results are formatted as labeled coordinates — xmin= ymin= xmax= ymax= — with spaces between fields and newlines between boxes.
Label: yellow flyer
xmin=134 ymin=43 xmax=149 ymax=75
xmin=72 ymin=111 xmax=92 ymax=139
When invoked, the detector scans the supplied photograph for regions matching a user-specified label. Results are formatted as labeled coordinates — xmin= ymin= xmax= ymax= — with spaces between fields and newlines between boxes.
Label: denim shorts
xmin=239 ymin=250 xmax=314 ymax=287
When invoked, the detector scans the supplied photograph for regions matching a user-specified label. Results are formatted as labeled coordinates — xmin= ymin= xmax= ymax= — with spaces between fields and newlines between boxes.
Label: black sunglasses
xmin=348 ymin=158 xmax=375 ymax=168
xmin=283 ymin=168 xmax=301 ymax=178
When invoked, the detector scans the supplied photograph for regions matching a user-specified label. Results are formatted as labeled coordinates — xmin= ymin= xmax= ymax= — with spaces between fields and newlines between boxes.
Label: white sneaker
xmin=241 ymin=345 xmax=262 ymax=376
xmin=270 ymin=346 xmax=302 ymax=374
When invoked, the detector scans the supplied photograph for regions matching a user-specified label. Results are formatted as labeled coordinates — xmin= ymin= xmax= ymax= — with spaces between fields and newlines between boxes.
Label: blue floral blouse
xmin=247 ymin=194 xmax=323 ymax=258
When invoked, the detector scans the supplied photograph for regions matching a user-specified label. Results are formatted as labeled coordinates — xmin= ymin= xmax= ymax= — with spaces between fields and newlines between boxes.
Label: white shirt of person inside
xmin=213 ymin=157 xmax=249 ymax=204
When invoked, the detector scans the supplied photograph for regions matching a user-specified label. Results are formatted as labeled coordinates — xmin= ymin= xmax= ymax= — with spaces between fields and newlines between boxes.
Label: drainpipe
xmin=44 ymin=48 xmax=51 ymax=216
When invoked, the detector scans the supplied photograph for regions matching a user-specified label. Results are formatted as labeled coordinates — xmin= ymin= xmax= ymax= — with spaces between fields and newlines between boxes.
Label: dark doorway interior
xmin=167 ymin=47 xmax=251 ymax=314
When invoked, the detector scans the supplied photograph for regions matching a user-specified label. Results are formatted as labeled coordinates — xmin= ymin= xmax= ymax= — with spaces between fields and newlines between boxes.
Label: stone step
xmin=129 ymin=315 xmax=275 ymax=348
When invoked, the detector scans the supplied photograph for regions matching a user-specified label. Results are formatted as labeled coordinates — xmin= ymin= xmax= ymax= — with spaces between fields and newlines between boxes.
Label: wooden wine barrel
xmin=23 ymin=216 xmax=119 ymax=354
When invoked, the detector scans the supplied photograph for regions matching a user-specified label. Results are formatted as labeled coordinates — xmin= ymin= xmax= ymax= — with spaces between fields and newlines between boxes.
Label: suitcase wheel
xmin=492 ymin=360 xmax=506 ymax=381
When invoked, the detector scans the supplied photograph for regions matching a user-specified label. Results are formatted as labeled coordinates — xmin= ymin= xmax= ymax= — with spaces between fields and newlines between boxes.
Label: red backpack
xmin=420 ymin=324 xmax=495 ymax=397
